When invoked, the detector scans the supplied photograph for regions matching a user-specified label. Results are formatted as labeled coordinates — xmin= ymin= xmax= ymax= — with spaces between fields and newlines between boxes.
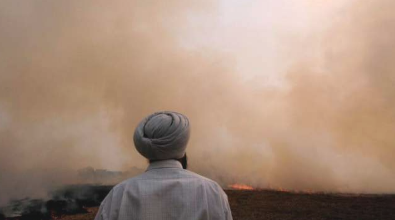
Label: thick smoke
xmin=1 ymin=0 xmax=395 ymax=205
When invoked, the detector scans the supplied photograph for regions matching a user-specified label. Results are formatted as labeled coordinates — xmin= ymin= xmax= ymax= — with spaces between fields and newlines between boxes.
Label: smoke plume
xmin=1 ymin=0 xmax=395 ymax=205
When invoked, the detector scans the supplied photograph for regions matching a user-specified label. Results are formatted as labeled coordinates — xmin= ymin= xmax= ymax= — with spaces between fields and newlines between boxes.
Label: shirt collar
xmin=147 ymin=159 xmax=183 ymax=171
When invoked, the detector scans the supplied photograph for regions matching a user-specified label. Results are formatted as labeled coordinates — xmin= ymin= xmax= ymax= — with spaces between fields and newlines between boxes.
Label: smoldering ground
xmin=1 ymin=0 xmax=395 ymax=206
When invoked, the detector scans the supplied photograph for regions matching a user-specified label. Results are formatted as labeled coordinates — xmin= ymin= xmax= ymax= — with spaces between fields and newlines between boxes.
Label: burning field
xmin=1 ymin=0 xmax=395 ymax=219
xmin=1 ymin=185 xmax=395 ymax=220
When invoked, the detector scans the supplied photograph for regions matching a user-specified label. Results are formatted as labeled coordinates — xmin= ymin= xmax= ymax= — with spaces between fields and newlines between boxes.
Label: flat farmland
xmin=4 ymin=188 xmax=395 ymax=220
xmin=58 ymin=190 xmax=395 ymax=220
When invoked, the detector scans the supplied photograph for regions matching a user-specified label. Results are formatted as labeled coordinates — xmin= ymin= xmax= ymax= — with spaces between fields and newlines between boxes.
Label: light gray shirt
xmin=94 ymin=160 xmax=232 ymax=220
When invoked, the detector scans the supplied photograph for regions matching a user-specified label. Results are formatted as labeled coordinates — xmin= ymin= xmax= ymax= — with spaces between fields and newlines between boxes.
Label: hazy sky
xmin=180 ymin=0 xmax=355 ymax=84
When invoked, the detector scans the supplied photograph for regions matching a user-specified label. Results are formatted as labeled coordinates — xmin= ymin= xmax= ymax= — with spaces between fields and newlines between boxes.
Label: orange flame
xmin=228 ymin=184 xmax=255 ymax=190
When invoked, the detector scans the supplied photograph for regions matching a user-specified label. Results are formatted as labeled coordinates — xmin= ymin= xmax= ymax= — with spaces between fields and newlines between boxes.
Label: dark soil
xmin=226 ymin=190 xmax=395 ymax=220
xmin=5 ymin=189 xmax=395 ymax=220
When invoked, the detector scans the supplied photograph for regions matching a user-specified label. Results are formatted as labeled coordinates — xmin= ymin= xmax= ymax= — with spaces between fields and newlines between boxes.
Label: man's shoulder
xmin=182 ymin=170 xmax=226 ymax=192
xmin=111 ymin=172 xmax=147 ymax=190
xmin=183 ymin=170 xmax=219 ymax=184
xmin=112 ymin=169 xmax=223 ymax=191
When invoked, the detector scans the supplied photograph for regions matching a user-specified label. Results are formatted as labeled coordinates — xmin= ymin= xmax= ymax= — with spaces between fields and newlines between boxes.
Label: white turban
xmin=133 ymin=111 xmax=190 ymax=160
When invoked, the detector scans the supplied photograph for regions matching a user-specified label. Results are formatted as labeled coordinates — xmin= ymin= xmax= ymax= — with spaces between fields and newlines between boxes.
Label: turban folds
xmin=133 ymin=111 xmax=190 ymax=160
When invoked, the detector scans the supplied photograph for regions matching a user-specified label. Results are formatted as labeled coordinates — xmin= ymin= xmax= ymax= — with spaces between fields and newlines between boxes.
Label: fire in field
xmin=1 ymin=0 xmax=395 ymax=219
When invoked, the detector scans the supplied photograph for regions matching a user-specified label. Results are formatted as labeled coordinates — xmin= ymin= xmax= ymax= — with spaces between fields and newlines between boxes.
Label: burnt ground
xmin=226 ymin=190 xmax=395 ymax=220
xmin=4 ymin=189 xmax=395 ymax=220
xmin=56 ymin=190 xmax=395 ymax=220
